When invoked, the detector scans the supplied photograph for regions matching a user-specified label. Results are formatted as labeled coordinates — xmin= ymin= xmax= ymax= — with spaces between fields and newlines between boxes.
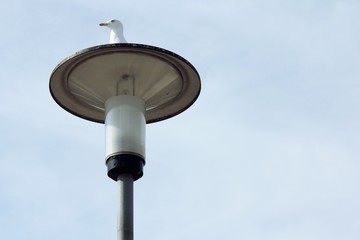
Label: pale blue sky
xmin=1 ymin=0 xmax=360 ymax=239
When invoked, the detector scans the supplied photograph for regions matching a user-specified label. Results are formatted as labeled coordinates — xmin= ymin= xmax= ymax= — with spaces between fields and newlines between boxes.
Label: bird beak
xmin=99 ymin=22 xmax=108 ymax=26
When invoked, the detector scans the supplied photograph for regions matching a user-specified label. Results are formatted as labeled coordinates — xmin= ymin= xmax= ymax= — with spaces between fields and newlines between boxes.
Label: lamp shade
xmin=49 ymin=44 xmax=201 ymax=124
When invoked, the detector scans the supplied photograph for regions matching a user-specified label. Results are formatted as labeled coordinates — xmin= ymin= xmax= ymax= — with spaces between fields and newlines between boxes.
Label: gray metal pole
xmin=117 ymin=174 xmax=134 ymax=240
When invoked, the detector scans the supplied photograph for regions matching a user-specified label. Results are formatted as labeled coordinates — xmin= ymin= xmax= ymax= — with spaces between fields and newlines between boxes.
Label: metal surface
xmin=49 ymin=43 xmax=201 ymax=123
xmin=117 ymin=174 xmax=134 ymax=240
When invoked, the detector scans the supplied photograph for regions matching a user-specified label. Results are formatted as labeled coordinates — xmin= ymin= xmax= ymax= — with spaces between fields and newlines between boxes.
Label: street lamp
xmin=49 ymin=35 xmax=200 ymax=239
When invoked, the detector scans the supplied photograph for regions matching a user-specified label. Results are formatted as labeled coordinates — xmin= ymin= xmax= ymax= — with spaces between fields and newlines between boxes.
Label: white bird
xmin=99 ymin=19 xmax=127 ymax=43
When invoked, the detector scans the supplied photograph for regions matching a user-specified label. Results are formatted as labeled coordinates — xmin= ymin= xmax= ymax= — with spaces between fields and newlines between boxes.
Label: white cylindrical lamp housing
xmin=105 ymin=95 xmax=146 ymax=161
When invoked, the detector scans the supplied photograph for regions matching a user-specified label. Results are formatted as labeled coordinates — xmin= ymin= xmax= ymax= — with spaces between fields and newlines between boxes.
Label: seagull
xmin=99 ymin=19 xmax=127 ymax=43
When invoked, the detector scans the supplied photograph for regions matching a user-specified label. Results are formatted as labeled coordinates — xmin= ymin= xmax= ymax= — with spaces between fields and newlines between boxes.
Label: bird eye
xmin=111 ymin=20 xmax=115 ymax=23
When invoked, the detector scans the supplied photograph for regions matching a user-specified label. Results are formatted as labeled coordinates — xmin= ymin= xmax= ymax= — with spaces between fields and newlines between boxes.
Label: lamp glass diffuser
xmin=105 ymin=95 xmax=146 ymax=160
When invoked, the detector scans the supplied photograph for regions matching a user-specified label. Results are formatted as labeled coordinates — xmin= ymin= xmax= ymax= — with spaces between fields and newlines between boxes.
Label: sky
xmin=1 ymin=0 xmax=360 ymax=239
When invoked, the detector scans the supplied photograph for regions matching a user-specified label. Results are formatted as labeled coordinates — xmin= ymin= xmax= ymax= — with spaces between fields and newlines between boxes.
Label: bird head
xmin=99 ymin=19 xmax=124 ymax=32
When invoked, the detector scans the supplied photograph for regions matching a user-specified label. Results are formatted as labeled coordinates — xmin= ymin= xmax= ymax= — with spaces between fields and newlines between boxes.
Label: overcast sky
xmin=1 ymin=0 xmax=360 ymax=239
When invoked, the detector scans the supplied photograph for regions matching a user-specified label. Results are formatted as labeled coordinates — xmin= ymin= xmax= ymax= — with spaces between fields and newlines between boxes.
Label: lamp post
xmin=49 ymin=43 xmax=201 ymax=239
